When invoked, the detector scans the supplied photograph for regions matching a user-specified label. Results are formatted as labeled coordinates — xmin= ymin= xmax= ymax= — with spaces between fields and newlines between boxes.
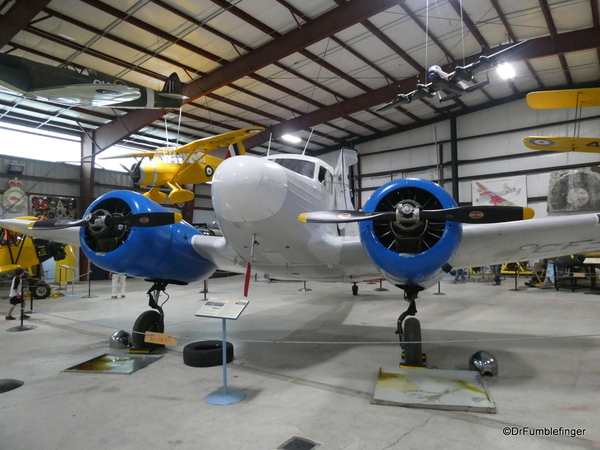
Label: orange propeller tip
xmin=298 ymin=213 xmax=308 ymax=222
xmin=524 ymin=207 xmax=535 ymax=220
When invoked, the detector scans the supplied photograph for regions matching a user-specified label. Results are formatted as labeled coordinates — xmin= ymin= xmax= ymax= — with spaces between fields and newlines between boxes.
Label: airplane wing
xmin=0 ymin=218 xmax=81 ymax=247
xmin=376 ymin=84 xmax=434 ymax=112
xmin=526 ymin=87 xmax=600 ymax=109
xmin=451 ymin=212 xmax=600 ymax=269
xmin=30 ymin=84 xmax=141 ymax=107
xmin=523 ymin=136 xmax=600 ymax=153
xmin=103 ymin=127 xmax=265 ymax=159
xmin=460 ymin=39 xmax=534 ymax=77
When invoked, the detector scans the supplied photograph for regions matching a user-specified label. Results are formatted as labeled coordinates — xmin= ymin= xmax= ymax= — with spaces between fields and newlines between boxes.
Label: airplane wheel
xmin=132 ymin=310 xmax=164 ymax=350
xmin=31 ymin=284 xmax=50 ymax=299
xmin=183 ymin=340 xmax=234 ymax=367
xmin=403 ymin=317 xmax=422 ymax=367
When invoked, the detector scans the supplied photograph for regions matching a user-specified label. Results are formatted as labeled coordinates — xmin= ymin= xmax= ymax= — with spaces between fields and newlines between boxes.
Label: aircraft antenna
xmin=302 ymin=128 xmax=314 ymax=155
xmin=267 ymin=132 xmax=272 ymax=156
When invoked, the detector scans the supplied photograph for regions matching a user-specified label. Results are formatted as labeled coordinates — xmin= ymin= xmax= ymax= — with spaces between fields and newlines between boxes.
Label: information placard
xmin=195 ymin=298 xmax=249 ymax=320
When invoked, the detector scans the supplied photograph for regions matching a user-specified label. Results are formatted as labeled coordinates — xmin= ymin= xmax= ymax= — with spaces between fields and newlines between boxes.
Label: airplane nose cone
xmin=212 ymin=156 xmax=287 ymax=222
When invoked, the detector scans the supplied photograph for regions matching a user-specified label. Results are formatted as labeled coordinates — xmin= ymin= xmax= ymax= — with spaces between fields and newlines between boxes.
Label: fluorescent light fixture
xmin=282 ymin=134 xmax=301 ymax=143
xmin=496 ymin=63 xmax=515 ymax=80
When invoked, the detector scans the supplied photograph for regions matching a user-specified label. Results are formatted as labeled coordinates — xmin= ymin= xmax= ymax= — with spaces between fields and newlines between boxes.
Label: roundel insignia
xmin=530 ymin=138 xmax=554 ymax=146
xmin=96 ymin=89 xmax=119 ymax=95
xmin=469 ymin=211 xmax=484 ymax=220
xmin=338 ymin=213 xmax=352 ymax=219
xmin=205 ymin=166 xmax=214 ymax=177
xmin=139 ymin=217 xmax=150 ymax=224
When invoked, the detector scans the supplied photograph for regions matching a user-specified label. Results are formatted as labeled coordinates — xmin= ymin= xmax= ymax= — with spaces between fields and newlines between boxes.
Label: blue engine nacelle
xmin=358 ymin=179 xmax=462 ymax=290
xmin=80 ymin=191 xmax=217 ymax=284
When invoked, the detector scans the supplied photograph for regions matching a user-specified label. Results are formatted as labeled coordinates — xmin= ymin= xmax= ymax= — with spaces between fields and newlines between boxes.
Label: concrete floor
xmin=1 ymin=273 xmax=600 ymax=450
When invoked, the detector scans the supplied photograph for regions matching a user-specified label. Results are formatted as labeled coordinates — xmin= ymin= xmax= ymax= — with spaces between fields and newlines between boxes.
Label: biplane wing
xmin=523 ymin=136 xmax=600 ymax=153
xmin=115 ymin=127 xmax=265 ymax=158
xmin=526 ymin=87 xmax=600 ymax=109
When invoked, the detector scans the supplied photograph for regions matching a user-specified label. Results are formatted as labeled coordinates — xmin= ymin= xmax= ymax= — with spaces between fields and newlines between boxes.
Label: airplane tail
xmin=159 ymin=73 xmax=184 ymax=98
xmin=224 ymin=142 xmax=247 ymax=159
xmin=334 ymin=148 xmax=358 ymax=235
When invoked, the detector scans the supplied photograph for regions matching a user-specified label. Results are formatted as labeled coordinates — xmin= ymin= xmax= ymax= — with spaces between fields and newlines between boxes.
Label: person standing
xmin=111 ymin=272 xmax=126 ymax=299
xmin=491 ymin=264 xmax=502 ymax=286
xmin=5 ymin=267 xmax=29 ymax=320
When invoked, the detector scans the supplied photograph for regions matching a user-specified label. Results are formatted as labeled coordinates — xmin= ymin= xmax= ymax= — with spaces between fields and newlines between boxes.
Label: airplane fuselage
xmin=206 ymin=155 xmax=377 ymax=281
xmin=0 ymin=54 xmax=182 ymax=108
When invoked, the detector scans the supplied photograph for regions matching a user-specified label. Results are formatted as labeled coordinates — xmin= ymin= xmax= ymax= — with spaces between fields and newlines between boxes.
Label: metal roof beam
xmin=0 ymin=0 xmax=52 ymax=48
xmin=93 ymin=0 xmax=399 ymax=150
xmin=241 ymin=28 xmax=600 ymax=149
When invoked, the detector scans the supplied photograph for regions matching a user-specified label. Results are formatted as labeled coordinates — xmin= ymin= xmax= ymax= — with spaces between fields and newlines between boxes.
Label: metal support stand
xmin=510 ymin=268 xmax=522 ymax=292
xmin=7 ymin=304 xmax=36 ymax=333
xmin=205 ymin=318 xmax=245 ymax=405
xmin=298 ymin=281 xmax=311 ymax=292
xmin=25 ymin=292 xmax=37 ymax=314
xmin=433 ymin=282 xmax=446 ymax=295
xmin=60 ymin=265 xmax=79 ymax=297
xmin=374 ymin=279 xmax=389 ymax=291
xmin=81 ymin=267 xmax=97 ymax=298
xmin=201 ymin=280 xmax=208 ymax=300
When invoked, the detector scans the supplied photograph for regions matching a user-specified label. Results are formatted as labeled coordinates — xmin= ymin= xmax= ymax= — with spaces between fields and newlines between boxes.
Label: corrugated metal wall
xmin=357 ymin=98 xmax=600 ymax=218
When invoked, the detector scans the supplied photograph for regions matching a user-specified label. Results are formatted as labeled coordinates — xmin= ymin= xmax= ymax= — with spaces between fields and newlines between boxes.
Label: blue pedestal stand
xmin=205 ymin=318 xmax=245 ymax=405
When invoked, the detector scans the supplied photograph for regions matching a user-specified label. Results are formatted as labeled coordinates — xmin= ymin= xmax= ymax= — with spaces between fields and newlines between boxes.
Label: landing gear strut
xmin=395 ymin=286 xmax=425 ymax=367
xmin=131 ymin=281 xmax=169 ymax=350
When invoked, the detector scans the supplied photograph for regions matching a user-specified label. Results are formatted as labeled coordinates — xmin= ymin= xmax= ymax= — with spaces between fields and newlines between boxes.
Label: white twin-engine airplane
xmin=3 ymin=149 xmax=600 ymax=365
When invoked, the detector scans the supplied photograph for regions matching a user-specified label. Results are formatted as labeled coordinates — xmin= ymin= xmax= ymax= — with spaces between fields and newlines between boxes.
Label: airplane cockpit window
xmin=80 ymin=68 xmax=98 ymax=77
xmin=272 ymin=158 xmax=315 ymax=179
xmin=318 ymin=166 xmax=333 ymax=191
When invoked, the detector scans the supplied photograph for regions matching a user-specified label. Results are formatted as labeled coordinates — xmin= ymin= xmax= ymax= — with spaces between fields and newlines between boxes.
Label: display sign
xmin=195 ymin=298 xmax=249 ymax=320
xmin=144 ymin=332 xmax=178 ymax=346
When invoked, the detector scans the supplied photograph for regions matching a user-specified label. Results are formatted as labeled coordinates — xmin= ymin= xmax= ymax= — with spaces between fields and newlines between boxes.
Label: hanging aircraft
xmin=376 ymin=39 xmax=533 ymax=112
xmin=523 ymin=87 xmax=600 ymax=153
xmin=0 ymin=53 xmax=185 ymax=108
xmin=4 ymin=150 xmax=600 ymax=366
xmin=106 ymin=127 xmax=265 ymax=203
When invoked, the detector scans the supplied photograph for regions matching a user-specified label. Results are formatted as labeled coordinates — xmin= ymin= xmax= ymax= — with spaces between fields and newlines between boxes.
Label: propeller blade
xmin=420 ymin=206 xmax=534 ymax=223
xmin=298 ymin=210 xmax=396 ymax=223
xmin=32 ymin=212 xmax=182 ymax=230
xmin=32 ymin=218 xmax=91 ymax=229
xmin=106 ymin=212 xmax=182 ymax=228
xmin=299 ymin=206 xmax=534 ymax=225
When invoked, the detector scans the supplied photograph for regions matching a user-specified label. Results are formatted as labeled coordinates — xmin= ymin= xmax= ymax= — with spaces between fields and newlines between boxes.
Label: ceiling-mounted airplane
xmin=3 ymin=149 xmax=600 ymax=366
xmin=523 ymin=87 xmax=600 ymax=153
xmin=0 ymin=53 xmax=185 ymax=108
xmin=104 ymin=127 xmax=265 ymax=203
xmin=376 ymin=40 xmax=533 ymax=112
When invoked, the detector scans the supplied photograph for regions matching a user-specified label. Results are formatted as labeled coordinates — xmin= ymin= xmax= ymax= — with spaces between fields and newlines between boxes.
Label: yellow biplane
xmin=110 ymin=126 xmax=264 ymax=203
xmin=523 ymin=87 xmax=600 ymax=153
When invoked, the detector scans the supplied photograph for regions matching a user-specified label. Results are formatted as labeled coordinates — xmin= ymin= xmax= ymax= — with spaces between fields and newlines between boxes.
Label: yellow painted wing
xmin=526 ymin=88 xmax=600 ymax=109
xmin=110 ymin=126 xmax=265 ymax=158
xmin=523 ymin=136 xmax=600 ymax=153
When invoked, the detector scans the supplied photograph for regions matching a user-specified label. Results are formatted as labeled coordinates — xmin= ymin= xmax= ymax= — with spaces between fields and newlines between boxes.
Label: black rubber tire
xmin=183 ymin=340 xmax=234 ymax=367
xmin=132 ymin=310 xmax=165 ymax=350
xmin=403 ymin=317 xmax=422 ymax=367
xmin=31 ymin=284 xmax=50 ymax=299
